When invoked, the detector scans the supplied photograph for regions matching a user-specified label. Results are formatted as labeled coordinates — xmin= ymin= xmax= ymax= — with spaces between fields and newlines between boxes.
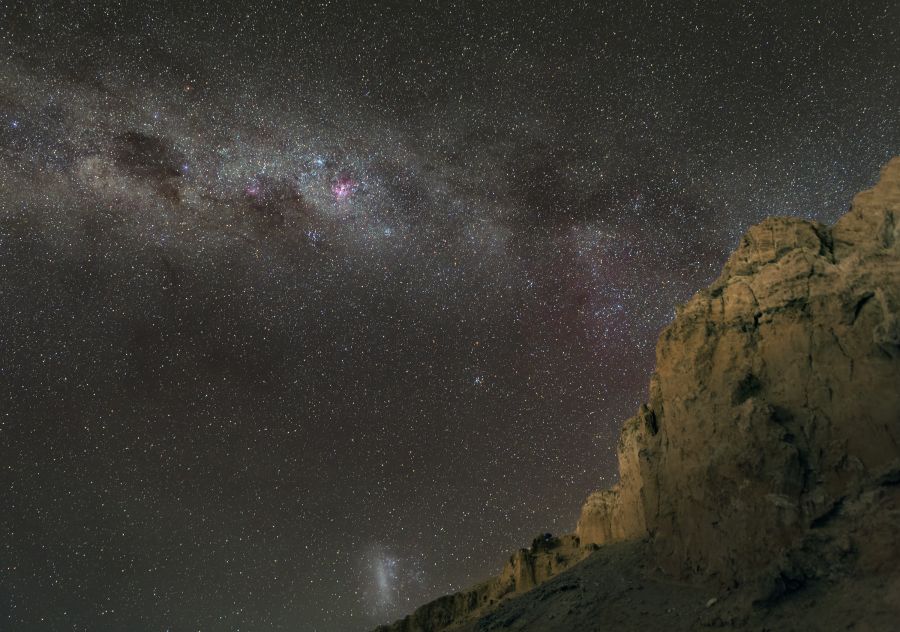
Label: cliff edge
xmin=577 ymin=156 xmax=900 ymax=582
xmin=375 ymin=157 xmax=900 ymax=631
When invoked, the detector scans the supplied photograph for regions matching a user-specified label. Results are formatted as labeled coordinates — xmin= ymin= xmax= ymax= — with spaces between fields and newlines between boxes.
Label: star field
xmin=0 ymin=1 xmax=898 ymax=630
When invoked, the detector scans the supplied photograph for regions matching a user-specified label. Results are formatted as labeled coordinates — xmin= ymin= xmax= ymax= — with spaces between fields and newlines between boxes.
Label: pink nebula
xmin=331 ymin=172 xmax=358 ymax=201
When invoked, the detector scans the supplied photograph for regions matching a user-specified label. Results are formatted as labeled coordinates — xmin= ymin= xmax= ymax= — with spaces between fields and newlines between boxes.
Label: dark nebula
xmin=0 ymin=1 xmax=897 ymax=630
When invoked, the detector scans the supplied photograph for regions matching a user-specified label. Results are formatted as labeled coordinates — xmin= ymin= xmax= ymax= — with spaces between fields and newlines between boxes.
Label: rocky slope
xmin=372 ymin=535 xmax=591 ymax=632
xmin=374 ymin=157 xmax=900 ymax=632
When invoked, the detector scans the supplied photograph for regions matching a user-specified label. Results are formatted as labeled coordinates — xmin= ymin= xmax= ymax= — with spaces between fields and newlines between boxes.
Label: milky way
xmin=1 ymin=1 xmax=898 ymax=630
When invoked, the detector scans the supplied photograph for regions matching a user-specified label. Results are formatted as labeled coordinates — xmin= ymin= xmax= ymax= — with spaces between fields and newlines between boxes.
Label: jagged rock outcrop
xmin=374 ymin=535 xmax=589 ymax=632
xmin=577 ymin=157 xmax=900 ymax=586
xmin=375 ymin=157 xmax=900 ymax=631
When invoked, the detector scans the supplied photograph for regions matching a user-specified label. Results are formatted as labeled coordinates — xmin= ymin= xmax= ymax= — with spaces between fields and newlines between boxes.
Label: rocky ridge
xmin=374 ymin=157 xmax=900 ymax=632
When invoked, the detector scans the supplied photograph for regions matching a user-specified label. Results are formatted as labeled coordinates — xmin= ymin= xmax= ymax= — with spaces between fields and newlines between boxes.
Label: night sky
xmin=0 ymin=1 xmax=897 ymax=630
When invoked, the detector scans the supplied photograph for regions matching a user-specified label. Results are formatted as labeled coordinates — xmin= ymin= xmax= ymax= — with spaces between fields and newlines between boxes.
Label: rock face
xmin=577 ymin=156 xmax=900 ymax=586
xmin=375 ymin=158 xmax=900 ymax=631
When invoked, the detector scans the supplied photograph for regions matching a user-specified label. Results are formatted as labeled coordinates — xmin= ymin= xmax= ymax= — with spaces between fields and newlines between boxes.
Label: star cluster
xmin=0 ymin=1 xmax=898 ymax=630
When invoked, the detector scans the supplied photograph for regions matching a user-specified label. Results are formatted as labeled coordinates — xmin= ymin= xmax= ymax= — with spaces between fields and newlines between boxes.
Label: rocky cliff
xmin=374 ymin=157 xmax=900 ymax=631
xmin=577 ymin=156 xmax=900 ymax=584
